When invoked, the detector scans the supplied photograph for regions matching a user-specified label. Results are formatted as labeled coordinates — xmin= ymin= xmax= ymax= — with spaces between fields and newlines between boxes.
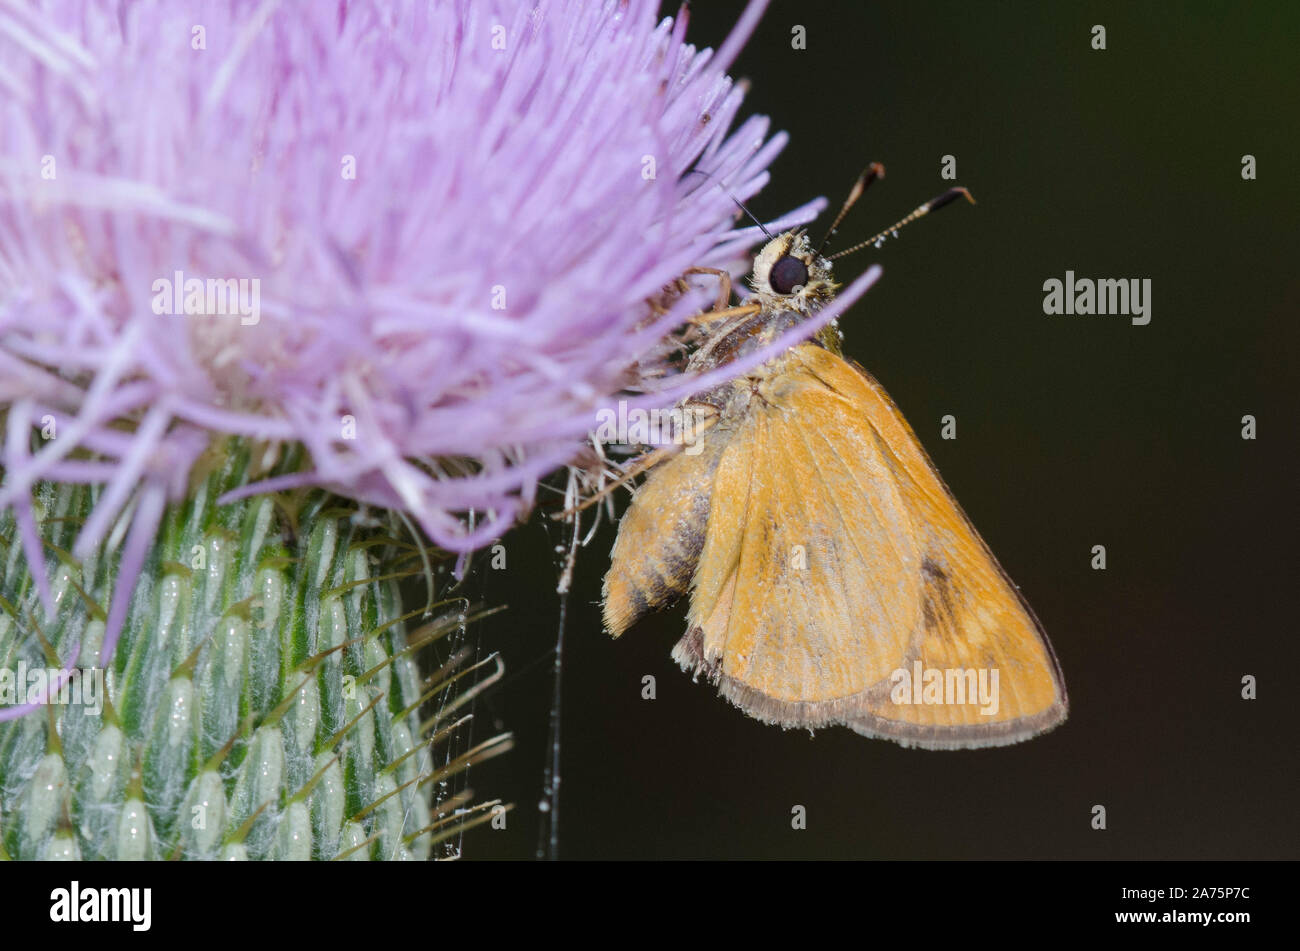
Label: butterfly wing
xmin=603 ymin=424 xmax=725 ymax=638
xmin=680 ymin=342 xmax=1067 ymax=748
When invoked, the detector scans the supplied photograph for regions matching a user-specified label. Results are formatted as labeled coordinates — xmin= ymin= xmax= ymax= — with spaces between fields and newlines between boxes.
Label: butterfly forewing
xmin=663 ymin=342 xmax=1066 ymax=748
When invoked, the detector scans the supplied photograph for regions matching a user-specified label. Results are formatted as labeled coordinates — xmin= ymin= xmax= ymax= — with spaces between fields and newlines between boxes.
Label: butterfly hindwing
xmin=603 ymin=422 xmax=724 ymax=638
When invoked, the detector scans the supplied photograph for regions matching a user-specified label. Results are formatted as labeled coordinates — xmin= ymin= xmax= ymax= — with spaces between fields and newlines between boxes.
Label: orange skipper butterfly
xmin=602 ymin=166 xmax=1067 ymax=748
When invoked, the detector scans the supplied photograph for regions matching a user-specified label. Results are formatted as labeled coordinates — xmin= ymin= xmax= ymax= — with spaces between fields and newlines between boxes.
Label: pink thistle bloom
xmin=0 ymin=0 xmax=876 ymax=672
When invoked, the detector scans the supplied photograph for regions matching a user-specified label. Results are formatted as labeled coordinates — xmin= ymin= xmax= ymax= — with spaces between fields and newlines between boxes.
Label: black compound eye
xmin=769 ymin=254 xmax=808 ymax=295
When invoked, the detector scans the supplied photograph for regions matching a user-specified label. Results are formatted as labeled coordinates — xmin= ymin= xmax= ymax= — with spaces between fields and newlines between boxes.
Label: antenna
xmin=815 ymin=163 xmax=885 ymax=256
xmin=683 ymin=168 xmax=773 ymax=240
xmin=826 ymin=187 xmax=975 ymax=262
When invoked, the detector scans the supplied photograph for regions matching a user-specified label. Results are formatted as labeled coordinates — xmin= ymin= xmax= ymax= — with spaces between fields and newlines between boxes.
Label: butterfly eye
xmin=769 ymin=254 xmax=809 ymax=295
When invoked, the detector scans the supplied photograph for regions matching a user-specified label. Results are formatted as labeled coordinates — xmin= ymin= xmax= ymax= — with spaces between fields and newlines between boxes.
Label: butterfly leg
xmin=554 ymin=404 xmax=720 ymax=520
xmin=680 ymin=266 xmax=734 ymax=312
xmin=686 ymin=302 xmax=761 ymax=327
xmin=650 ymin=266 xmax=733 ymax=319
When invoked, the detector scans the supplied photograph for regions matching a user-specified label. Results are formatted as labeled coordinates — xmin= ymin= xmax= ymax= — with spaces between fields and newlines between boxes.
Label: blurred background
xmin=460 ymin=0 xmax=1299 ymax=859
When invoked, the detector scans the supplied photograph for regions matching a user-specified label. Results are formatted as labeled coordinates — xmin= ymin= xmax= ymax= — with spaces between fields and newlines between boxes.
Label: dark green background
xmin=461 ymin=1 xmax=1299 ymax=859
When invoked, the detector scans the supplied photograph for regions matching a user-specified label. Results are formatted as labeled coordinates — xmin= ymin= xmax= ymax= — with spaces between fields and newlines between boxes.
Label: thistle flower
xmin=0 ymin=0 xmax=879 ymax=858
xmin=0 ymin=0 xmax=887 ymax=669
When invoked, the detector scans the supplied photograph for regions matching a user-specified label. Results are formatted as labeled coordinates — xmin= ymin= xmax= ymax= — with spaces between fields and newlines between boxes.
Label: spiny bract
xmin=0 ymin=442 xmax=508 ymax=860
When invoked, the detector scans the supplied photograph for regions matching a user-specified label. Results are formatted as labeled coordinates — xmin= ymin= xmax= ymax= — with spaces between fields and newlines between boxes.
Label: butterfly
xmin=601 ymin=166 xmax=1067 ymax=748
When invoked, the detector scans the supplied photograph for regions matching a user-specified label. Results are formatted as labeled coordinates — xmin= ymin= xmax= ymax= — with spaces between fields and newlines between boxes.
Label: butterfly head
xmin=750 ymin=230 xmax=837 ymax=314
